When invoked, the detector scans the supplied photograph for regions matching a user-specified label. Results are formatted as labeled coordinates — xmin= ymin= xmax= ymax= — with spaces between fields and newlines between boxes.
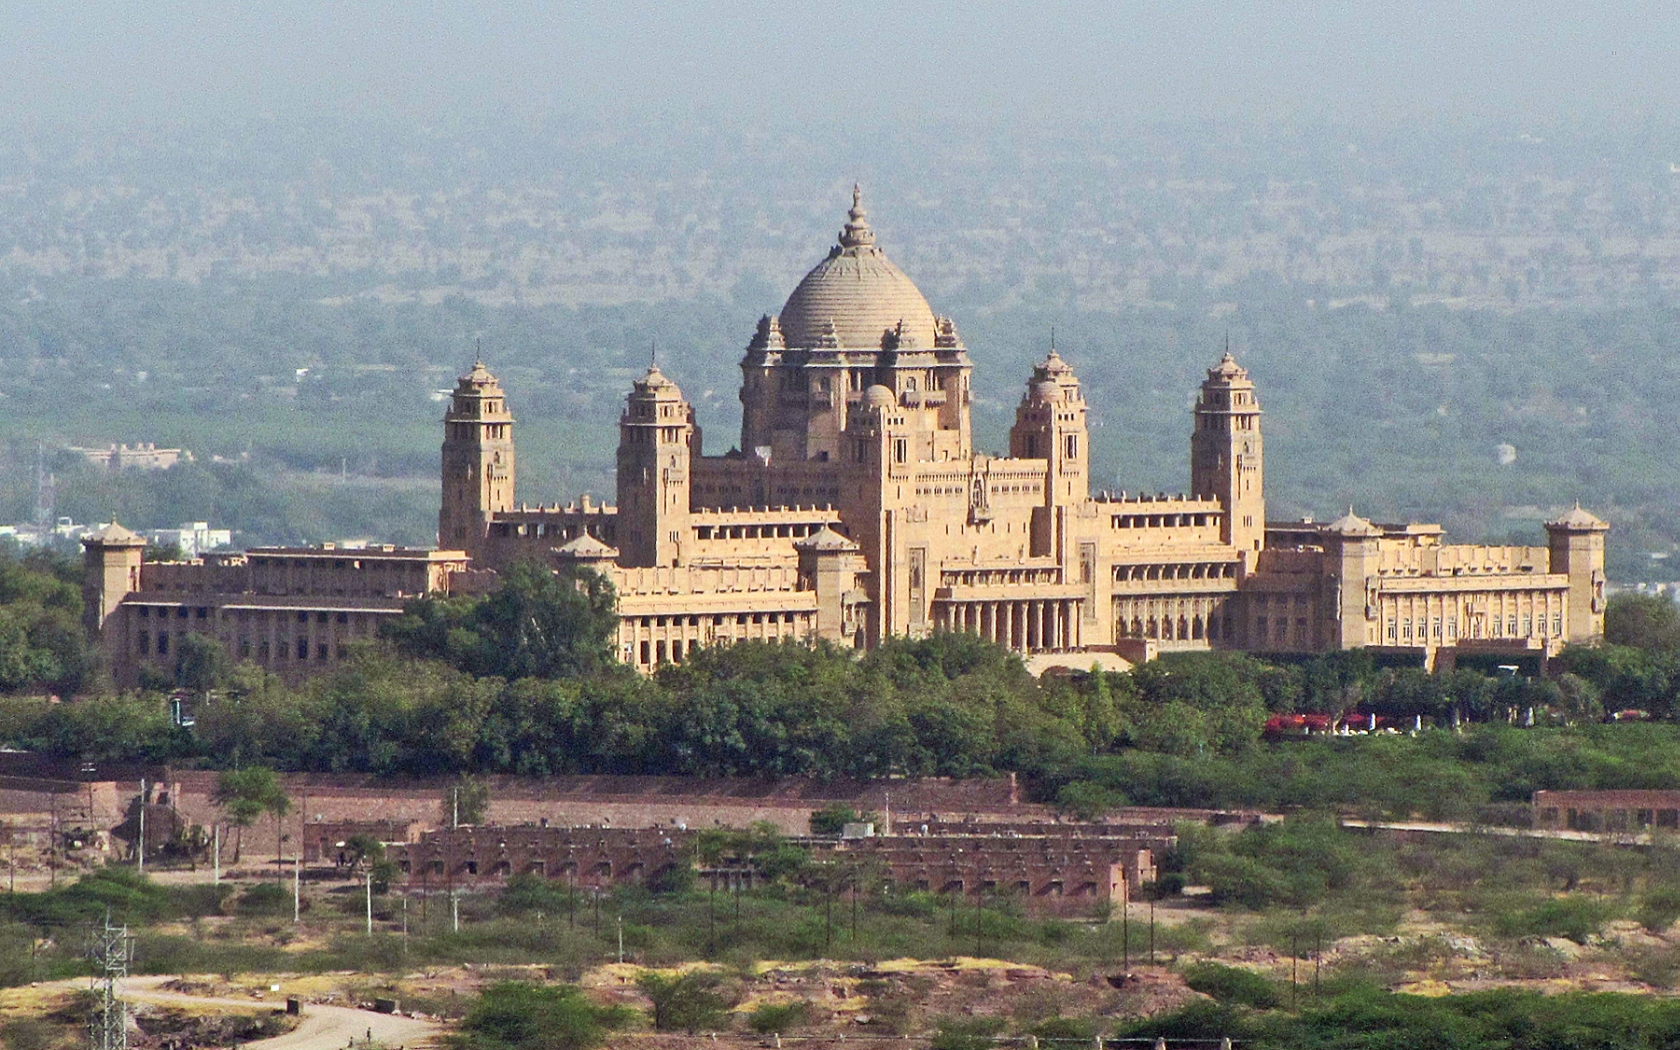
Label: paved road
xmin=106 ymin=976 xmax=442 ymax=1050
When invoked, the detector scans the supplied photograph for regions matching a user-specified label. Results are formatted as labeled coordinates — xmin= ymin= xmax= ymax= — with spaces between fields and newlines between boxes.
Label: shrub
xmin=1640 ymin=885 xmax=1680 ymax=932
xmin=236 ymin=882 xmax=291 ymax=917
xmin=1030 ymin=1016 xmax=1098 ymax=1041
xmin=457 ymin=981 xmax=631 ymax=1050
xmin=747 ymin=1000 xmax=813 ymax=1034
xmin=637 ymin=970 xmax=735 ymax=1033
xmin=1180 ymin=962 xmax=1282 ymax=1009
xmin=1490 ymin=896 xmax=1615 ymax=944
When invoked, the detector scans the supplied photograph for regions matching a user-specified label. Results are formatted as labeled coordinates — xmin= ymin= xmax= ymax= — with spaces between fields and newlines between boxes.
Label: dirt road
xmin=108 ymin=976 xmax=442 ymax=1050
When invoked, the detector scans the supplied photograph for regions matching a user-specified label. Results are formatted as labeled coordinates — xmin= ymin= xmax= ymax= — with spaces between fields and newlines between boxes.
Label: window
xmin=1553 ymin=614 xmax=1563 ymax=635
xmin=157 ymin=633 xmax=169 ymax=655
xmin=1386 ymin=621 xmax=1396 ymax=642
xmin=1402 ymin=618 xmax=1411 ymax=641
xmin=1433 ymin=618 xmax=1442 ymax=639
xmin=296 ymin=638 xmax=308 ymax=659
xmin=138 ymin=631 xmax=149 ymax=655
xmin=1508 ymin=615 xmax=1518 ymax=636
xmin=1064 ymin=434 xmax=1078 ymax=460
xmin=894 ymin=438 xmax=907 ymax=463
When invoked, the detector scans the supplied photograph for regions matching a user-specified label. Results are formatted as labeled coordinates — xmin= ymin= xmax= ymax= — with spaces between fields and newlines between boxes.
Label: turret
xmin=440 ymin=361 xmax=515 ymax=559
xmin=1009 ymin=350 xmax=1089 ymax=506
xmin=1546 ymin=503 xmax=1609 ymax=644
xmin=81 ymin=521 xmax=145 ymax=638
xmin=616 ymin=365 xmax=694 ymax=568
xmin=1191 ymin=351 xmax=1265 ymax=552
xmin=1321 ymin=509 xmax=1384 ymax=650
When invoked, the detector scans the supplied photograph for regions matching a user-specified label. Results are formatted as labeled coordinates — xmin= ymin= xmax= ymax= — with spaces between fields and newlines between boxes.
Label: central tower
xmin=739 ymin=187 xmax=973 ymax=466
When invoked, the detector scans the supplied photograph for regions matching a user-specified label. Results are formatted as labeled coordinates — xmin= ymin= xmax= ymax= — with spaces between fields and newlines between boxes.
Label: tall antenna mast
xmin=89 ymin=912 xmax=133 ymax=1050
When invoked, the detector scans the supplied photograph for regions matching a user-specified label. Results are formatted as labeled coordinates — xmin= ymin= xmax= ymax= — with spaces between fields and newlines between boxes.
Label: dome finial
xmin=839 ymin=183 xmax=874 ymax=249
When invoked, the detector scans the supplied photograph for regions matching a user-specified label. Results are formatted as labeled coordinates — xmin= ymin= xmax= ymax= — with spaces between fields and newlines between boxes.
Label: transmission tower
xmin=88 ymin=914 xmax=133 ymax=1050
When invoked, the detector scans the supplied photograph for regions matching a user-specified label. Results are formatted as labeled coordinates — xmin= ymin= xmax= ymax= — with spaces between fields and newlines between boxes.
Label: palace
xmin=84 ymin=189 xmax=1608 ymax=684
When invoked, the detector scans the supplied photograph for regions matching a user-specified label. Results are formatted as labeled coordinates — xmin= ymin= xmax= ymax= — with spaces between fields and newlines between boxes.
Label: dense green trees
xmin=0 ymin=551 xmax=93 ymax=696
xmin=383 ymin=561 xmax=619 ymax=679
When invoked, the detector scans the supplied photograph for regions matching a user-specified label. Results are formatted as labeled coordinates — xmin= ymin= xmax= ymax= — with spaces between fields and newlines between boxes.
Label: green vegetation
xmin=0 ymin=550 xmax=92 ymax=696
xmin=454 ymin=982 xmax=632 ymax=1050
xmin=636 ymin=970 xmax=735 ymax=1033
xmin=1124 ymin=987 xmax=1680 ymax=1049
xmin=385 ymin=562 xmax=619 ymax=681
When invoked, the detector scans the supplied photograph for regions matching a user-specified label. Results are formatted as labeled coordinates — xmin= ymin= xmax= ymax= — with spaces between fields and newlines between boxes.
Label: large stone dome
xmin=778 ymin=187 xmax=938 ymax=351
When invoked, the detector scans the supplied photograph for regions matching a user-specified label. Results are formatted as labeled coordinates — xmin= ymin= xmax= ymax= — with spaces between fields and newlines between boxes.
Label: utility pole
xmin=1149 ymin=894 xmax=1156 ymax=966
xmin=616 ymin=914 xmax=624 ymax=964
xmin=136 ymin=780 xmax=145 ymax=875
xmin=89 ymin=914 xmax=133 ymax=1050
xmin=212 ymin=824 xmax=220 ymax=884
xmin=365 ymin=872 xmax=373 ymax=936
xmin=293 ymin=852 xmax=301 ymax=924
xmin=451 ymin=890 xmax=459 ymax=933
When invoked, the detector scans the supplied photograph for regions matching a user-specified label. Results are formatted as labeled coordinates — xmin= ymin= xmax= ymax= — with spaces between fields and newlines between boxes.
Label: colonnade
xmin=935 ymin=598 xmax=1082 ymax=652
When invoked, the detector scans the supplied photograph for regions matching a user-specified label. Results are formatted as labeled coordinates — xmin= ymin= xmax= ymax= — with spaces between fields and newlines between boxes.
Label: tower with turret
xmin=616 ymin=365 xmax=695 ymax=568
xmin=439 ymin=361 xmax=516 ymax=559
xmin=81 ymin=521 xmax=146 ymax=640
xmin=1546 ymin=504 xmax=1610 ymax=644
xmin=1191 ymin=352 xmax=1266 ymax=553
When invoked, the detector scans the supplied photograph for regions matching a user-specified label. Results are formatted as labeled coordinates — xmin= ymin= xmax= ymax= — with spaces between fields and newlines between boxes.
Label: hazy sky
xmin=2 ymin=1 xmax=1677 ymax=128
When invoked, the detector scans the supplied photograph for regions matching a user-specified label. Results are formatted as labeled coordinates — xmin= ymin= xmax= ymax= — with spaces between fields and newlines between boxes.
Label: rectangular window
xmin=1064 ymin=434 xmax=1078 ymax=460
xmin=1447 ymin=617 xmax=1457 ymax=639
xmin=157 ymin=632 xmax=169 ymax=655
xmin=1522 ymin=615 xmax=1532 ymax=635
xmin=1433 ymin=618 xmax=1442 ymax=639
xmin=1386 ymin=621 xmax=1396 ymax=642
xmin=138 ymin=631 xmax=149 ymax=655
xmin=316 ymin=643 xmax=328 ymax=661
xmin=1508 ymin=616 xmax=1518 ymax=636
xmin=1553 ymin=614 xmax=1563 ymax=635
xmin=296 ymin=637 xmax=308 ymax=659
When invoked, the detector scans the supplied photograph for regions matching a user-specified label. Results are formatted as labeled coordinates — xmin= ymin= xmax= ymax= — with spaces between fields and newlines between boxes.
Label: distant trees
xmin=383 ymin=561 xmax=618 ymax=679
xmin=211 ymin=766 xmax=289 ymax=867
xmin=0 ymin=551 xmax=93 ymax=696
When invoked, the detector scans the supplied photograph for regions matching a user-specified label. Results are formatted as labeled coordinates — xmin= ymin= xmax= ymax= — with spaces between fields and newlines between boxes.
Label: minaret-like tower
xmin=1546 ymin=504 xmax=1610 ymax=644
xmin=616 ymin=365 xmax=694 ymax=568
xmin=81 ymin=521 xmax=145 ymax=638
xmin=1009 ymin=349 xmax=1089 ymax=506
xmin=1191 ymin=351 xmax=1265 ymax=552
xmin=439 ymin=361 xmax=515 ymax=558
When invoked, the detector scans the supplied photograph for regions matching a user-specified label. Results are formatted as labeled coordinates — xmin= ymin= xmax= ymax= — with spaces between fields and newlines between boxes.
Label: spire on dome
xmin=839 ymin=183 xmax=875 ymax=249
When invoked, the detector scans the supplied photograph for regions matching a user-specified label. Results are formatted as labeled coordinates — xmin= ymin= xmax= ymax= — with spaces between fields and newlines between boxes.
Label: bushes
xmin=1180 ymin=962 xmax=1281 ymax=1009
xmin=747 ymin=1000 xmax=813 ymax=1034
xmin=1489 ymin=896 xmax=1616 ymax=943
xmin=636 ymin=970 xmax=735 ymax=1033
xmin=457 ymin=981 xmax=631 ymax=1050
